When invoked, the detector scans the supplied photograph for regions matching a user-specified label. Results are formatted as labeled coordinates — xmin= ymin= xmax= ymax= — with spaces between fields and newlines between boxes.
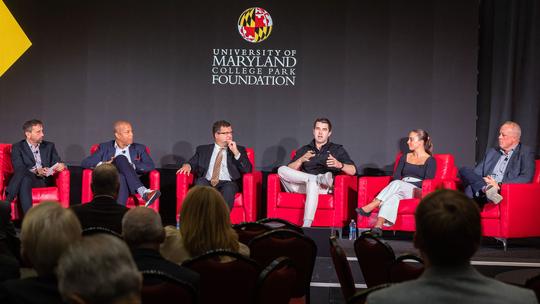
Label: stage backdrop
xmin=0 ymin=0 xmax=478 ymax=172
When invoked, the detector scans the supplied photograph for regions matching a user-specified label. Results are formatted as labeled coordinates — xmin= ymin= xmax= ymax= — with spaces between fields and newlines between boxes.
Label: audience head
xmin=180 ymin=186 xmax=239 ymax=257
xmin=160 ymin=226 xmax=184 ymax=264
xmin=22 ymin=119 xmax=44 ymax=145
xmin=414 ymin=189 xmax=481 ymax=267
xmin=57 ymin=234 xmax=142 ymax=304
xmin=20 ymin=202 xmax=82 ymax=276
xmin=212 ymin=120 xmax=233 ymax=147
xmin=122 ymin=207 xmax=165 ymax=249
xmin=91 ymin=163 xmax=120 ymax=198
xmin=408 ymin=129 xmax=433 ymax=155
xmin=499 ymin=121 xmax=521 ymax=152
xmin=113 ymin=120 xmax=134 ymax=148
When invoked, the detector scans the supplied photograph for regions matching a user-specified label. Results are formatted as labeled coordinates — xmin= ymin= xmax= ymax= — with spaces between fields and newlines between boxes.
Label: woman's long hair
xmin=180 ymin=186 xmax=239 ymax=257
xmin=411 ymin=129 xmax=433 ymax=155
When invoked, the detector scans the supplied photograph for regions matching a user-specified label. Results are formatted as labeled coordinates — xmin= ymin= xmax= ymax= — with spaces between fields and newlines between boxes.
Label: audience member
xmin=0 ymin=202 xmax=82 ymax=303
xmin=122 ymin=207 xmax=199 ymax=288
xmin=175 ymin=186 xmax=249 ymax=263
xmin=57 ymin=234 xmax=142 ymax=304
xmin=71 ymin=163 xmax=129 ymax=234
xmin=367 ymin=189 xmax=537 ymax=304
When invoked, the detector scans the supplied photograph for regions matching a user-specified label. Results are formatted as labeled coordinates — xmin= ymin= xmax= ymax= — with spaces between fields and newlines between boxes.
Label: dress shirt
xmin=491 ymin=147 xmax=515 ymax=183
xmin=204 ymin=143 xmax=240 ymax=181
xmin=26 ymin=140 xmax=42 ymax=171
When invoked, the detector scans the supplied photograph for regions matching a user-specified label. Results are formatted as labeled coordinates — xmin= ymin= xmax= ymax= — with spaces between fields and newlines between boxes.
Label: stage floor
xmin=307 ymin=230 xmax=540 ymax=304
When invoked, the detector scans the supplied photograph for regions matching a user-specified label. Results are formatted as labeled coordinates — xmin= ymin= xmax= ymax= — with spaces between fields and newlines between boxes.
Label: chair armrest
xmin=81 ymin=169 xmax=93 ymax=203
xmin=242 ymin=171 xmax=262 ymax=222
xmin=148 ymin=170 xmax=160 ymax=190
xmin=497 ymin=183 xmax=540 ymax=237
xmin=0 ymin=172 xmax=6 ymax=200
xmin=333 ymin=175 xmax=358 ymax=225
xmin=420 ymin=178 xmax=456 ymax=198
xmin=54 ymin=169 xmax=70 ymax=208
xmin=176 ymin=173 xmax=195 ymax=218
xmin=358 ymin=176 xmax=392 ymax=207
xmin=267 ymin=173 xmax=281 ymax=218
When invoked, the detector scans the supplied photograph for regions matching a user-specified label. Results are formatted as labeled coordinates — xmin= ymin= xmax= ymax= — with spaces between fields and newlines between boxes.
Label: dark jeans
xmin=459 ymin=167 xmax=488 ymax=207
xmin=113 ymin=155 xmax=144 ymax=205
xmin=194 ymin=177 xmax=239 ymax=210
xmin=5 ymin=169 xmax=53 ymax=213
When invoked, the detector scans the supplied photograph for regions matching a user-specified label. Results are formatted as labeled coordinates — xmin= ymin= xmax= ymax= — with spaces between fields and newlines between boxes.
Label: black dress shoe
xmin=370 ymin=227 xmax=383 ymax=237
xmin=355 ymin=207 xmax=372 ymax=217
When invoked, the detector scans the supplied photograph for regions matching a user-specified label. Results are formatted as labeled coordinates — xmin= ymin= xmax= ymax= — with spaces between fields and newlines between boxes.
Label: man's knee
xmin=277 ymin=166 xmax=289 ymax=177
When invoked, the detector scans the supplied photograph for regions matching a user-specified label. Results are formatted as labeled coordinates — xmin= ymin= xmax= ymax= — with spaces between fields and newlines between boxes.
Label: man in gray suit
xmin=459 ymin=121 xmax=535 ymax=207
xmin=367 ymin=189 xmax=537 ymax=304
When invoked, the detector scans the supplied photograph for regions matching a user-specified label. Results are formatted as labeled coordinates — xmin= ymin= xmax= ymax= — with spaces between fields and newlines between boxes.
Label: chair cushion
xmin=396 ymin=198 xmax=420 ymax=214
xmin=31 ymin=187 xmax=59 ymax=205
xmin=276 ymin=193 xmax=334 ymax=209
xmin=480 ymin=203 xmax=500 ymax=219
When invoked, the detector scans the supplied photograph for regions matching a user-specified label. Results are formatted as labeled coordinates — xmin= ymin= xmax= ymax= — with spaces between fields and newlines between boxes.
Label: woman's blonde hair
xmin=21 ymin=202 xmax=82 ymax=275
xmin=180 ymin=186 xmax=239 ymax=257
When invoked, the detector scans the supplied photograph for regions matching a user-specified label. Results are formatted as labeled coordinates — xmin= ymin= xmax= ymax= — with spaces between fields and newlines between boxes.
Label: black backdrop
xmin=0 ymin=0 xmax=478 ymax=172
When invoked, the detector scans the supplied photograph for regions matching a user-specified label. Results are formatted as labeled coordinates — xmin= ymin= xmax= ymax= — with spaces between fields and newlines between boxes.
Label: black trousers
xmin=195 ymin=177 xmax=239 ymax=210
xmin=5 ymin=169 xmax=53 ymax=214
xmin=113 ymin=155 xmax=144 ymax=205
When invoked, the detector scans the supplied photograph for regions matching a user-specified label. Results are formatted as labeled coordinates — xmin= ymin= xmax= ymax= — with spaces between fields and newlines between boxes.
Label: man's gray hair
xmin=502 ymin=121 xmax=522 ymax=139
xmin=122 ymin=207 xmax=164 ymax=248
xmin=57 ymin=234 xmax=142 ymax=304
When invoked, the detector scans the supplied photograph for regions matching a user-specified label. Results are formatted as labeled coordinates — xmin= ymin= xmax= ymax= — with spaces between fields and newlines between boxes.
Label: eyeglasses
xmin=217 ymin=131 xmax=234 ymax=135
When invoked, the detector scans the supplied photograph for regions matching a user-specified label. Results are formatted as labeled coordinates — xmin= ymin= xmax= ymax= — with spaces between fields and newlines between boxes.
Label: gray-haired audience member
xmin=57 ymin=234 xmax=142 ymax=304
xmin=367 ymin=190 xmax=537 ymax=304
xmin=71 ymin=163 xmax=129 ymax=234
xmin=0 ymin=202 xmax=82 ymax=303
xmin=122 ymin=207 xmax=199 ymax=288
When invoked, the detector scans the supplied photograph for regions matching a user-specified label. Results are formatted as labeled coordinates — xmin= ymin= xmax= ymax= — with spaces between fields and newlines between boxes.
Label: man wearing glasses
xmin=178 ymin=120 xmax=252 ymax=210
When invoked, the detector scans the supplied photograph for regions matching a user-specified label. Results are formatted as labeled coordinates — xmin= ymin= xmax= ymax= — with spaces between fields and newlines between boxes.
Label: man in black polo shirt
xmin=278 ymin=118 xmax=356 ymax=227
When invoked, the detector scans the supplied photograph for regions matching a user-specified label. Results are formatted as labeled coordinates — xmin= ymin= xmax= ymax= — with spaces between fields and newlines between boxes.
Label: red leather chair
xmin=357 ymin=153 xmax=457 ymax=232
xmin=81 ymin=144 xmax=160 ymax=212
xmin=480 ymin=159 xmax=540 ymax=250
xmin=267 ymin=150 xmax=358 ymax=229
xmin=0 ymin=143 xmax=70 ymax=220
xmin=176 ymin=148 xmax=261 ymax=224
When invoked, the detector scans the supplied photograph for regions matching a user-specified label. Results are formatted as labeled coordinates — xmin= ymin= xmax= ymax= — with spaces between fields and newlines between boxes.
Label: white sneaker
xmin=317 ymin=172 xmax=333 ymax=188
xmin=485 ymin=186 xmax=503 ymax=204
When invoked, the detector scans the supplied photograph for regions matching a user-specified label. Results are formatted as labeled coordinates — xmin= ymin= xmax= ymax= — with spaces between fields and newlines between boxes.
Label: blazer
xmin=368 ymin=265 xmax=537 ymax=304
xmin=474 ymin=143 xmax=536 ymax=184
xmin=11 ymin=140 xmax=61 ymax=172
xmin=71 ymin=196 xmax=129 ymax=234
xmin=81 ymin=140 xmax=155 ymax=174
xmin=186 ymin=144 xmax=252 ymax=181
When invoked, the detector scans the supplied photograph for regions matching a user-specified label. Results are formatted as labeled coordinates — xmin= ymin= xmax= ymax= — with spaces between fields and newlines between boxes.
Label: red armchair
xmin=176 ymin=148 xmax=261 ymax=224
xmin=81 ymin=144 xmax=160 ymax=212
xmin=480 ymin=160 xmax=540 ymax=249
xmin=267 ymin=151 xmax=358 ymax=229
xmin=357 ymin=153 xmax=457 ymax=232
xmin=0 ymin=143 xmax=70 ymax=220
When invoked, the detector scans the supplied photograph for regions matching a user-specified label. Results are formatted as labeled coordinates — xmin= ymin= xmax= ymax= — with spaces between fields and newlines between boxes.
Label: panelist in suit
xmin=177 ymin=120 xmax=252 ymax=210
xmin=277 ymin=118 xmax=356 ymax=227
xmin=459 ymin=121 xmax=535 ymax=207
xmin=367 ymin=190 xmax=537 ymax=304
xmin=81 ymin=120 xmax=160 ymax=207
xmin=5 ymin=119 xmax=66 ymax=214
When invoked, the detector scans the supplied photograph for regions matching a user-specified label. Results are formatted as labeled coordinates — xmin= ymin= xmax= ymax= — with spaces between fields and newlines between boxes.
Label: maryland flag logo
xmin=0 ymin=0 xmax=32 ymax=77
xmin=238 ymin=7 xmax=273 ymax=43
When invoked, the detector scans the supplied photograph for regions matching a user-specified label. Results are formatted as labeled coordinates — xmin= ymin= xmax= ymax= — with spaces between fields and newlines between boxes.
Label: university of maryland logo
xmin=237 ymin=7 xmax=273 ymax=43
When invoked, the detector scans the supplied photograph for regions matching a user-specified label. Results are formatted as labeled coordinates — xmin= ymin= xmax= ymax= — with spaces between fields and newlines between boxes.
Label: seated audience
xmin=172 ymin=186 xmax=249 ymax=263
xmin=122 ymin=207 xmax=199 ymax=288
xmin=71 ymin=163 xmax=129 ymax=234
xmin=0 ymin=200 xmax=20 ymax=261
xmin=160 ymin=226 xmax=185 ymax=264
xmin=367 ymin=189 xmax=537 ymax=304
xmin=356 ymin=129 xmax=436 ymax=236
xmin=0 ymin=202 xmax=82 ymax=303
xmin=57 ymin=234 xmax=142 ymax=304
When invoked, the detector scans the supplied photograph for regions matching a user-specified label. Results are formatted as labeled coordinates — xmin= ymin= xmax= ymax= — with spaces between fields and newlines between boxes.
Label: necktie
xmin=211 ymin=148 xmax=225 ymax=187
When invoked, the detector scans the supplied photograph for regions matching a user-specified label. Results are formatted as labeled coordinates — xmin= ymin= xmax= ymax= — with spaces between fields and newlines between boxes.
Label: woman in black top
xmin=356 ymin=129 xmax=436 ymax=236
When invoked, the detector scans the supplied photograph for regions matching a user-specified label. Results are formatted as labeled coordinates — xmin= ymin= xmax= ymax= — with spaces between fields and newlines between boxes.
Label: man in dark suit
xmin=459 ymin=121 xmax=536 ymax=207
xmin=177 ymin=120 xmax=252 ymax=210
xmin=5 ymin=119 xmax=66 ymax=214
xmin=71 ymin=163 xmax=128 ymax=234
xmin=122 ymin=207 xmax=199 ymax=289
xmin=81 ymin=120 xmax=160 ymax=207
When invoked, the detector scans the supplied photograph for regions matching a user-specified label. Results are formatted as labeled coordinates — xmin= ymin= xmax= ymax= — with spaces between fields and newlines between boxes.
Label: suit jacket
xmin=186 ymin=144 xmax=252 ymax=181
xmin=0 ymin=274 xmax=61 ymax=304
xmin=132 ymin=248 xmax=199 ymax=291
xmin=474 ymin=143 xmax=535 ymax=184
xmin=11 ymin=140 xmax=61 ymax=172
xmin=71 ymin=196 xmax=129 ymax=234
xmin=81 ymin=140 xmax=155 ymax=174
xmin=368 ymin=265 xmax=537 ymax=304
